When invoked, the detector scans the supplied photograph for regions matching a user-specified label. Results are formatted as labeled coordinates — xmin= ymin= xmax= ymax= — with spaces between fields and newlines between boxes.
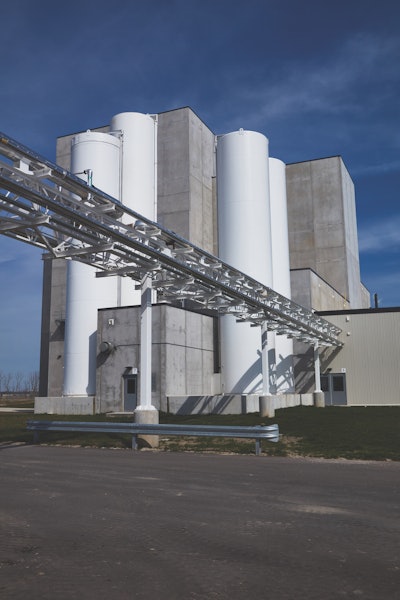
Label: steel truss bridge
xmin=0 ymin=132 xmax=341 ymax=348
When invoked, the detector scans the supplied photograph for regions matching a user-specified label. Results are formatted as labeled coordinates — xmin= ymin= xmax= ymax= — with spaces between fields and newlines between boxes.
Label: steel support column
xmin=261 ymin=322 xmax=269 ymax=395
xmin=313 ymin=341 xmax=325 ymax=408
xmin=314 ymin=341 xmax=321 ymax=392
xmin=138 ymin=274 xmax=153 ymax=409
xmin=134 ymin=274 xmax=158 ymax=446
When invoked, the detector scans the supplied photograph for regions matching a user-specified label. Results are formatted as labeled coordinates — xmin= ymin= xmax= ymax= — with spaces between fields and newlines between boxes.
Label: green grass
xmin=0 ymin=395 xmax=35 ymax=408
xmin=0 ymin=413 xmax=134 ymax=449
xmin=1 ymin=406 xmax=399 ymax=459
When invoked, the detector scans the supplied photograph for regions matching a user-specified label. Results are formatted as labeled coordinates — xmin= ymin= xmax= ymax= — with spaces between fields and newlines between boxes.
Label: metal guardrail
xmin=27 ymin=421 xmax=279 ymax=455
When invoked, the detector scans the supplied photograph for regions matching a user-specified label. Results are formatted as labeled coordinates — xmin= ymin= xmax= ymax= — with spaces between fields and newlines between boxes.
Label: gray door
xmin=321 ymin=373 xmax=347 ymax=406
xmin=124 ymin=374 xmax=137 ymax=411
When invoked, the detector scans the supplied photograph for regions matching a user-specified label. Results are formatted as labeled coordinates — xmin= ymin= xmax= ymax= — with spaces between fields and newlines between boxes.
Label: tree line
xmin=0 ymin=370 xmax=39 ymax=394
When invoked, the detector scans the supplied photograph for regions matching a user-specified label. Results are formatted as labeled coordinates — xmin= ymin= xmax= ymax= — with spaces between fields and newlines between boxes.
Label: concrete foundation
xmin=34 ymin=396 xmax=96 ymax=415
xmin=165 ymin=393 xmax=314 ymax=415
xmin=134 ymin=407 xmax=159 ymax=448
xmin=259 ymin=395 xmax=275 ymax=418
xmin=34 ymin=392 xmax=317 ymax=416
xmin=313 ymin=391 xmax=325 ymax=408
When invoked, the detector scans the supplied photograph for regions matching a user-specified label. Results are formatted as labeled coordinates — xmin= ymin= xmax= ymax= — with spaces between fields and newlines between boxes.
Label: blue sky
xmin=1 ymin=0 xmax=399 ymax=375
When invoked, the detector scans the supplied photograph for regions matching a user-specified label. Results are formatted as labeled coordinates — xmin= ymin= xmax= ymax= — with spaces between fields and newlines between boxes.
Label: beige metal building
xmin=320 ymin=308 xmax=400 ymax=406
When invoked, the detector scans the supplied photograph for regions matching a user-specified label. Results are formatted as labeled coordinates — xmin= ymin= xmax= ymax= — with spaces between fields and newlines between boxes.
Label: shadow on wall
xmin=294 ymin=344 xmax=342 ymax=393
xmin=230 ymin=357 xmax=262 ymax=394
xmin=50 ymin=319 xmax=65 ymax=342
xmin=225 ymin=349 xmax=289 ymax=394
xmin=321 ymin=345 xmax=343 ymax=373
xmin=275 ymin=353 xmax=295 ymax=393
xmin=166 ymin=395 xmax=259 ymax=415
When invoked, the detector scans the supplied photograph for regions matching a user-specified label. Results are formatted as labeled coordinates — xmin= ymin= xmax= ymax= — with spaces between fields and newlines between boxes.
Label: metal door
xmin=123 ymin=374 xmax=138 ymax=411
xmin=320 ymin=373 xmax=347 ymax=406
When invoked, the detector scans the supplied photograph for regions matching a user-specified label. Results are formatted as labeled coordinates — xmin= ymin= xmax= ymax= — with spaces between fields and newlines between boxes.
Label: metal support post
xmin=313 ymin=341 xmax=325 ymax=407
xmin=260 ymin=322 xmax=275 ymax=417
xmin=139 ymin=274 xmax=153 ymax=408
xmin=135 ymin=274 xmax=159 ymax=446
xmin=314 ymin=341 xmax=321 ymax=392
xmin=261 ymin=322 xmax=269 ymax=395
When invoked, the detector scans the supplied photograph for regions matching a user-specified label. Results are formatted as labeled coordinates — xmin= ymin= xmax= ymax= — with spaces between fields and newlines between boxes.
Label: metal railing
xmin=0 ymin=132 xmax=342 ymax=346
xmin=27 ymin=420 xmax=279 ymax=456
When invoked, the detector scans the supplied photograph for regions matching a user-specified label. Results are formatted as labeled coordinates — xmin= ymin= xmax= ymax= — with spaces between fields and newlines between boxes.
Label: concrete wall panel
xmin=287 ymin=156 xmax=367 ymax=310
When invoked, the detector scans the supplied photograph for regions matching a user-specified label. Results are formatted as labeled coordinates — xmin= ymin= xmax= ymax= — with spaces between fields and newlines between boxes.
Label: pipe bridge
xmin=0 ymin=132 xmax=341 ymax=347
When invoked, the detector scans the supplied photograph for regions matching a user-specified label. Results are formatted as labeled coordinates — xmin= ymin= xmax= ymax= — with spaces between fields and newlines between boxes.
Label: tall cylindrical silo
xmin=110 ymin=112 xmax=157 ymax=305
xmin=63 ymin=131 xmax=121 ymax=396
xmin=216 ymin=129 xmax=273 ymax=394
xmin=269 ymin=157 xmax=294 ymax=392
xmin=110 ymin=112 xmax=156 ymax=219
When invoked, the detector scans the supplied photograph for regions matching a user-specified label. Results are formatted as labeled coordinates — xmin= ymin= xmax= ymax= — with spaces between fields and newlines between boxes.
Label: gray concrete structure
xmin=157 ymin=108 xmax=216 ymax=253
xmin=96 ymin=304 xmax=215 ymax=413
xmin=286 ymin=156 xmax=369 ymax=310
xmin=286 ymin=157 xmax=370 ymax=394
xmin=38 ymin=258 xmax=67 ymax=397
xmin=38 ymin=107 xmax=379 ymax=414
xmin=39 ymin=108 xmax=218 ymax=412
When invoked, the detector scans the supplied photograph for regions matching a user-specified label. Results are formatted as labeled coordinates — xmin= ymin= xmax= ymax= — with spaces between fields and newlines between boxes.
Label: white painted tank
xmin=63 ymin=131 xmax=121 ymax=396
xmin=110 ymin=112 xmax=156 ymax=220
xmin=269 ymin=157 xmax=294 ymax=392
xmin=217 ymin=129 xmax=273 ymax=394
xmin=110 ymin=112 xmax=157 ymax=305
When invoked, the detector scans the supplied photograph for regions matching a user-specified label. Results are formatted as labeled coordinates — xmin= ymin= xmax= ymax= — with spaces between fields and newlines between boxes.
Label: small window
xmin=333 ymin=376 xmax=344 ymax=392
xmin=127 ymin=377 xmax=136 ymax=395
xmin=320 ymin=376 xmax=329 ymax=392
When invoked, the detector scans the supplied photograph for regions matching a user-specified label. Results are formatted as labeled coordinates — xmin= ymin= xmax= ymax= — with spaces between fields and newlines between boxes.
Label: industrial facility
xmin=1 ymin=107 xmax=399 ymax=415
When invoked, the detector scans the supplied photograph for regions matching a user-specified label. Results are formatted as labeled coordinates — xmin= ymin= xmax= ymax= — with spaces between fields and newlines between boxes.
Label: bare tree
xmin=25 ymin=371 xmax=40 ymax=394
xmin=0 ymin=370 xmax=40 ymax=394
xmin=2 ymin=372 xmax=12 ymax=393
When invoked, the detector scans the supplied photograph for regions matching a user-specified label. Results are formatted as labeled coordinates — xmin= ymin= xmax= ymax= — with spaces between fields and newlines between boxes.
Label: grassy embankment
xmin=1 ymin=397 xmax=399 ymax=460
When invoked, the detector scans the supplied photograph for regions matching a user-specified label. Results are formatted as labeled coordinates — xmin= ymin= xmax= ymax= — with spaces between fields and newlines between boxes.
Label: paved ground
xmin=0 ymin=446 xmax=399 ymax=599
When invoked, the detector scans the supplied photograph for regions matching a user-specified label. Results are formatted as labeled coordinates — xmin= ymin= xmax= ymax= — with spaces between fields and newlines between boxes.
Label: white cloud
xmin=358 ymin=215 xmax=400 ymax=253
xmin=225 ymin=32 xmax=400 ymax=126
xmin=351 ymin=160 xmax=400 ymax=177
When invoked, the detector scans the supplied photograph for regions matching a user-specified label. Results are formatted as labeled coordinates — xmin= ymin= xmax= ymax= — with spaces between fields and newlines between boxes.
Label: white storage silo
xmin=110 ymin=112 xmax=157 ymax=305
xmin=269 ymin=157 xmax=294 ymax=392
xmin=216 ymin=129 xmax=273 ymax=394
xmin=63 ymin=131 xmax=121 ymax=396
xmin=110 ymin=112 xmax=156 ymax=219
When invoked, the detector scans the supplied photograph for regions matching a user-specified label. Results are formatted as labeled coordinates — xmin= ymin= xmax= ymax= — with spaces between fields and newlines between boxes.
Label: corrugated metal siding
xmin=323 ymin=312 xmax=400 ymax=405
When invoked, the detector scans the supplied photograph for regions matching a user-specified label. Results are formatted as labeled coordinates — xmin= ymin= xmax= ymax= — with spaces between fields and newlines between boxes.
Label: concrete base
xmin=34 ymin=396 xmax=96 ymax=415
xmin=313 ymin=391 xmax=325 ymax=408
xmin=164 ymin=393 xmax=315 ymax=415
xmin=134 ymin=407 xmax=159 ymax=448
xmin=164 ymin=394 xmax=260 ymax=415
xmin=259 ymin=395 xmax=275 ymax=418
